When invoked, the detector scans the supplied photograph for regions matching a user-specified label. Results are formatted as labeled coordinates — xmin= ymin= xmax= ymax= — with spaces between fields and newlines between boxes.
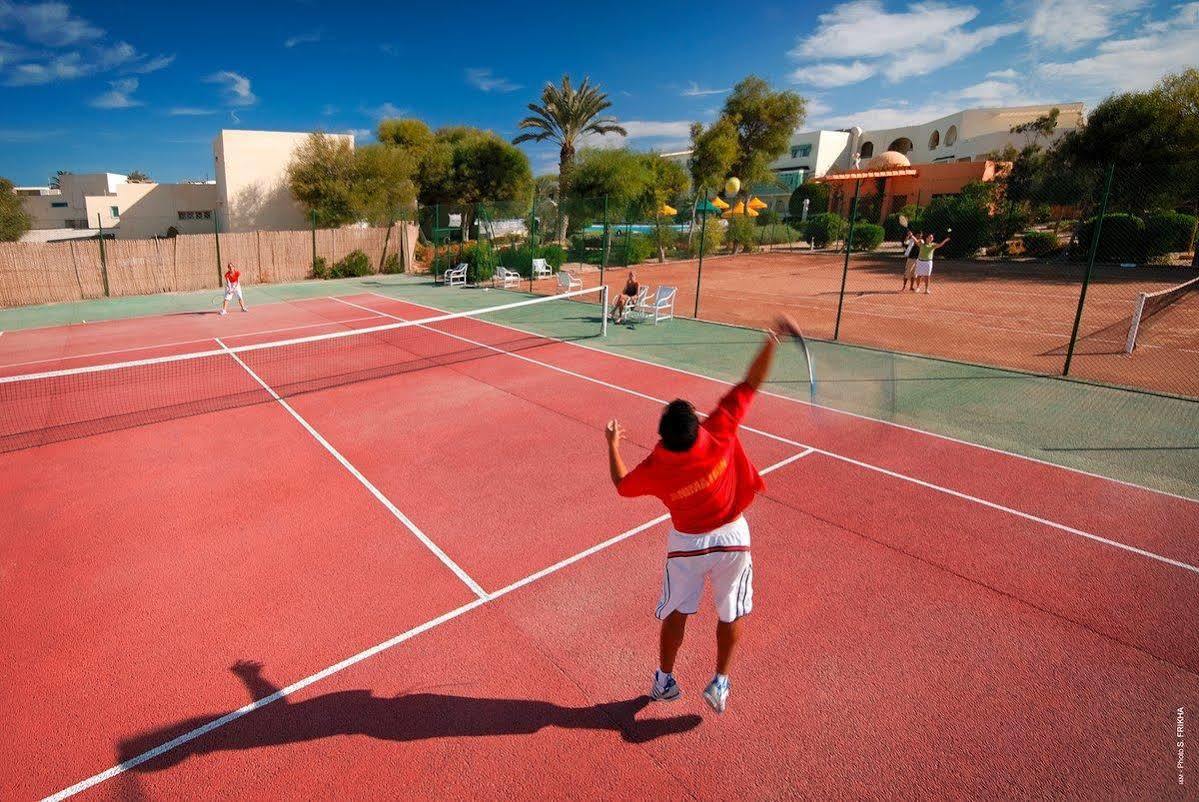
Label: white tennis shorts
xmin=224 ymin=283 xmax=243 ymax=300
xmin=656 ymin=516 xmax=753 ymax=623
xmin=914 ymin=259 xmax=934 ymax=277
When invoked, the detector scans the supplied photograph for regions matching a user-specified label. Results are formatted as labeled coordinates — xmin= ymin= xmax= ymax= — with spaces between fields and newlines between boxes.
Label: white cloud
xmin=4 ymin=51 xmax=85 ymax=85
xmin=343 ymin=128 xmax=372 ymax=139
xmin=168 ymin=106 xmax=216 ymax=116
xmin=284 ymin=30 xmax=321 ymax=48
xmin=465 ymin=67 xmax=520 ymax=92
xmin=986 ymin=68 xmax=1018 ymax=79
xmin=886 ymin=22 xmax=1021 ymax=80
xmin=364 ymin=102 xmax=405 ymax=119
xmin=810 ymin=100 xmax=961 ymax=130
xmin=1027 ymin=0 xmax=1148 ymax=50
xmin=791 ymin=0 xmax=979 ymax=60
xmin=1036 ymin=3 xmax=1199 ymax=91
xmin=1 ymin=1 xmax=103 ymax=46
xmin=681 ymin=81 xmax=729 ymax=96
xmin=128 ymin=53 xmax=173 ymax=74
xmin=805 ymin=96 xmax=834 ymax=118
xmin=205 ymin=70 xmax=257 ymax=106
xmin=791 ymin=60 xmax=876 ymax=88
xmin=90 ymin=77 xmax=141 ymax=109
xmin=582 ymin=119 xmax=688 ymax=150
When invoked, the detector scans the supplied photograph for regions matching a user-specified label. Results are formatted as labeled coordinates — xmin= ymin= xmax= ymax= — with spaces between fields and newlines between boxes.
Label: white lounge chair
xmin=636 ymin=285 xmax=676 ymax=324
xmin=445 ymin=263 xmax=468 ymax=288
xmin=556 ymin=270 xmax=582 ymax=293
xmin=495 ymin=264 xmax=522 ymax=288
xmin=531 ymin=258 xmax=553 ymax=280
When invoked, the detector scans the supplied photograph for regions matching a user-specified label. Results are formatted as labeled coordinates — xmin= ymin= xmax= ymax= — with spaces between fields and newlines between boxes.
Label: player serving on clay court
xmin=605 ymin=314 xmax=799 ymax=714
xmin=220 ymin=262 xmax=248 ymax=315
xmin=913 ymin=232 xmax=950 ymax=294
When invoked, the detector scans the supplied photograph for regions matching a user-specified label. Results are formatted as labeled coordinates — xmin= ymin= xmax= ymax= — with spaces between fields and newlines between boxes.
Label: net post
xmin=214 ymin=212 xmax=223 ymax=286
xmin=1125 ymin=293 xmax=1147 ymax=353
xmin=96 ymin=213 xmax=110 ymax=297
xmin=529 ymin=185 xmax=537 ymax=293
xmin=601 ymin=284 xmax=609 ymax=337
xmin=600 ymin=194 xmax=609 ymax=287
xmin=694 ymin=197 xmax=707 ymax=318
xmin=1063 ymin=163 xmax=1115 ymax=376
xmin=833 ymin=178 xmax=861 ymax=340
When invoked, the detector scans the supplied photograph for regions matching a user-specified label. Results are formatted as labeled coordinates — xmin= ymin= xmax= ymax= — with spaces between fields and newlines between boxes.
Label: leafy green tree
xmin=1010 ymin=108 xmax=1060 ymax=149
xmin=421 ymin=127 xmax=533 ymax=236
xmin=49 ymin=170 xmax=70 ymax=189
xmin=686 ymin=118 xmax=738 ymax=245
xmin=126 ymin=170 xmax=151 ymax=183
xmin=720 ymin=76 xmax=805 ymax=190
xmin=287 ymin=133 xmax=360 ymax=227
xmin=354 ymin=144 xmax=417 ymax=224
xmin=513 ymin=75 xmax=627 ymax=239
xmin=787 ymin=182 xmax=829 ymax=219
xmin=0 ymin=177 xmax=32 ymax=242
xmin=643 ymin=156 xmax=689 ymax=261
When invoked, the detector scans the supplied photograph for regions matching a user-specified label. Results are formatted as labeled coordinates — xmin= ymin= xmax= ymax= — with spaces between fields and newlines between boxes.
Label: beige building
xmin=15 ymin=129 xmax=354 ymax=240
xmin=213 ymin=129 xmax=355 ymax=232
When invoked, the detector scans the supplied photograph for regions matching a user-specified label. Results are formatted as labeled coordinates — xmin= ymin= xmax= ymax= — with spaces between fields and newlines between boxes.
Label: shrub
xmin=1021 ymin=230 xmax=1059 ymax=257
xmin=381 ymin=252 xmax=402 ymax=274
xmin=688 ymin=222 xmax=724 ymax=257
xmin=991 ymin=202 xmax=1032 ymax=247
xmin=755 ymin=209 xmax=782 ymax=226
xmin=459 ymin=240 xmax=499 ymax=282
xmin=756 ymin=223 xmax=802 ymax=245
xmin=920 ymin=197 xmax=991 ymax=258
xmin=647 ymin=223 xmax=680 ymax=260
xmin=726 ymin=216 xmax=758 ymax=253
xmin=414 ymin=241 xmax=432 ymax=265
xmin=788 ymin=183 xmax=830 ymax=218
xmin=851 ymin=223 xmax=885 ymax=252
xmin=311 ymin=256 xmax=330 ymax=279
xmin=805 ymin=213 xmax=846 ymax=248
xmin=568 ymin=233 xmax=604 ymax=264
xmin=331 ymin=249 xmax=372 ymax=278
xmin=499 ymin=244 xmax=568 ymax=276
xmin=1144 ymin=210 xmax=1198 ymax=256
xmin=614 ymin=233 xmax=654 ymax=265
xmin=1074 ymin=213 xmax=1146 ymax=263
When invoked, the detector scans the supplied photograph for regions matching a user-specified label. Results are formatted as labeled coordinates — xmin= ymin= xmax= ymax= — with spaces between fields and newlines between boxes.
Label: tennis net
xmin=1124 ymin=275 xmax=1199 ymax=353
xmin=0 ymin=285 xmax=609 ymax=454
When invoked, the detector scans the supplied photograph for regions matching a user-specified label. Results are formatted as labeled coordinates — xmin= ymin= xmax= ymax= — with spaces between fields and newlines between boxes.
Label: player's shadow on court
xmin=116 ymin=661 xmax=701 ymax=772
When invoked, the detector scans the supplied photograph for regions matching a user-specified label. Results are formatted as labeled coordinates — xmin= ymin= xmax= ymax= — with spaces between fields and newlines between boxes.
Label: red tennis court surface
xmin=2 ymin=291 xmax=1196 ymax=801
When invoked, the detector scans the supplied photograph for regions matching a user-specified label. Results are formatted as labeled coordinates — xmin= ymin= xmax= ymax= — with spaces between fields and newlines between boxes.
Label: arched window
xmin=928 ymin=130 xmax=940 ymax=149
xmin=887 ymin=137 xmax=913 ymax=154
xmin=945 ymin=125 xmax=958 ymax=146
xmin=859 ymin=141 xmax=874 ymax=159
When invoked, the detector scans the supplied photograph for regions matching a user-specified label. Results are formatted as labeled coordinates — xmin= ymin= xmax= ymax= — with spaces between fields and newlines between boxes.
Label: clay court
xmin=2 ymin=278 xmax=1196 ymax=800
xmin=577 ymin=250 xmax=1199 ymax=398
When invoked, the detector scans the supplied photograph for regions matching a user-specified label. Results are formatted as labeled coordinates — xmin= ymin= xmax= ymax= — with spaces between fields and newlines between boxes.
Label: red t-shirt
xmin=225 ymin=269 xmax=240 ymax=285
xmin=618 ymin=382 xmax=764 ymax=534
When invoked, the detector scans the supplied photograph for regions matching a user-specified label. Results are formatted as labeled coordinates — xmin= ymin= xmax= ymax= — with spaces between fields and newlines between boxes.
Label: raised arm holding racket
xmin=605 ymin=314 xmax=800 ymax=714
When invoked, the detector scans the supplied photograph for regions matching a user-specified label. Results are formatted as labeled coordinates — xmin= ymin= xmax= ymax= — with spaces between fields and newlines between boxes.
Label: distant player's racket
xmin=898 ymin=214 xmax=909 ymax=230
xmin=211 ymin=292 xmax=226 ymax=307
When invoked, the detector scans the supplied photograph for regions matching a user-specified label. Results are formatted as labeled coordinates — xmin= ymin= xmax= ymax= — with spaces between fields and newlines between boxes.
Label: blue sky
xmin=0 ymin=0 xmax=1195 ymax=185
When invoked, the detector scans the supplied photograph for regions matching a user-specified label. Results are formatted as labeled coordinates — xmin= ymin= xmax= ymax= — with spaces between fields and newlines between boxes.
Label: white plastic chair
xmin=531 ymin=258 xmax=553 ymax=280
xmin=445 ymin=263 xmax=468 ymax=287
xmin=495 ymin=264 xmax=522 ymax=288
xmin=556 ymin=270 xmax=582 ymax=293
xmin=636 ymin=285 xmax=676 ymax=324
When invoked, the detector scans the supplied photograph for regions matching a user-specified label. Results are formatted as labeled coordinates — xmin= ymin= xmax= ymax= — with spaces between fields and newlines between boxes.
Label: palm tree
xmin=513 ymin=75 xmax=626 ymax=241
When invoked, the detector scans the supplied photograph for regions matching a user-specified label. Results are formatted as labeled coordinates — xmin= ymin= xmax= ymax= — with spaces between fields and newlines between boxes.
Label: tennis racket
xmin=775 ymin=315 xmax=816 ymax=401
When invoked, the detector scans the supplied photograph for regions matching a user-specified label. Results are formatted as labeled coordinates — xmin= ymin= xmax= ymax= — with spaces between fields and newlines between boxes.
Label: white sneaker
xmin=650 ymin=670 xmax=681 ymax=701
xmin=219 ymin=309 xmax=227 ymax=316
xmin=703 ymin=675 xmax=730 ymax=713
xmin=241 ymin=307 xmax=249 ymax=312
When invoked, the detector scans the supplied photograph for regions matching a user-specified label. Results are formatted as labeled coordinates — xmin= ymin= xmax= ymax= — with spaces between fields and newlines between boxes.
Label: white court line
xmin=0 ymin=314 xmax=384 ymax=372
xmin=43 ymin=448 xmax=813 ymax=801
xmin=343 ymin=294 xmax=1199 ymax=575
xmin=365 ymin=291 xmax=1199 ymax=506
xmin=214 ymin=337 xmax=487 ymax=599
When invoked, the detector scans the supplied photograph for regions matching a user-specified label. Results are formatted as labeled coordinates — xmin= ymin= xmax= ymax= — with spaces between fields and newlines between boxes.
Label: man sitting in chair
xmin=611 ymin=271 xmax=640 ymax=324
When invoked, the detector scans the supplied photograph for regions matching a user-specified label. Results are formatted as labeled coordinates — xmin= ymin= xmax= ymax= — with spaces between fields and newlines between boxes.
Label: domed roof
xmin=866 ymin=150 xmax=911 ymax=169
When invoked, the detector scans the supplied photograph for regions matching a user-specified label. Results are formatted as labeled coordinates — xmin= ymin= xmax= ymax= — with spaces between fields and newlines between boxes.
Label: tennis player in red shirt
xmin=606 ymin=315 xmax=798 ymax=713
xmin=219 ymin=263 xmax=248 ymax=316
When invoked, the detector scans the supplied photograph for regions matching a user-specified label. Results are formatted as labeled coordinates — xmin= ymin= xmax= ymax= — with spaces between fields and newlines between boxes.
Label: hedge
xmin=756 ymin=223 xmax=803 ymax=245
xmin=1021 ymin=230 xmax=1058 ymax=257
xmin=1075 ymin=213 xmax=1146 ymax=263
xmin=689 ymin=223 xmax=724 ymax=256
xmin=1144 ymin=210 xmax=1197 ymax=256
xmin=805 ymin=213 xmax=846 ymax=247
xmin=726 ymin=217 xmax=757 ymax=253
xmin=920 ymin=198 xmax=991 ymax=258
xmin=851 ymin=223 xmax=885 ymax=252
xmin=499 ymin=244 xmax=566 ymax=277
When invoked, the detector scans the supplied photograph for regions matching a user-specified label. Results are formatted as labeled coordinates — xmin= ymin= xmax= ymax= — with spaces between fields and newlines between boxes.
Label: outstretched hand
xmin=606 ymin=419 xmax=624 ymax=446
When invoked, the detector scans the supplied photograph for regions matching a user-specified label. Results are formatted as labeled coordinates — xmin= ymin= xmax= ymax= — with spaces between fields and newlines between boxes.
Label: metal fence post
xmin=96 ymin=213 xmax=110 ymax=297
xmin=1063 ymin=163 xmax=1115 ymax=376
xmin=529 ymin=186 xmax=538 ymax=292
xmin=213 ymin=212 xmax=223 ymax=287
xmin=833 ymin=178 xmax=861 ymax=340
xmin=694 ymin=197 xmax=708 ymax=318
xmin=309 ymin=209 xmax=317 ymax=273
xmin=600 ymin=194 xmax=609 ymax=288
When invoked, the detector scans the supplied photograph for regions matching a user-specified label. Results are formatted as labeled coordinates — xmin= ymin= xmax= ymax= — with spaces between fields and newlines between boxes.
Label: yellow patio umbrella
xmin=657 ymin=203 xmax=677 ymax=216
xmin=711 ymin=196 xmax=730 ymax=210
xmin=747 ymin=196 xmax=767 ymax=211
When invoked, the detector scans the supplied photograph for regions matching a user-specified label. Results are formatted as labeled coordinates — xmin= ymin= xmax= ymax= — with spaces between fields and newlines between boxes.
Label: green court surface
xmin=3 ymin=275 xmax=1196 ymax=499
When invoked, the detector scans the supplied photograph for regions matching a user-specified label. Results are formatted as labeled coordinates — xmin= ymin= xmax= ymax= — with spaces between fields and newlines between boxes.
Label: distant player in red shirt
xmin=606 ymin=315 xmax=798 ymax=713
xmin=220 ymin=263 xmax=248 ymax=315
